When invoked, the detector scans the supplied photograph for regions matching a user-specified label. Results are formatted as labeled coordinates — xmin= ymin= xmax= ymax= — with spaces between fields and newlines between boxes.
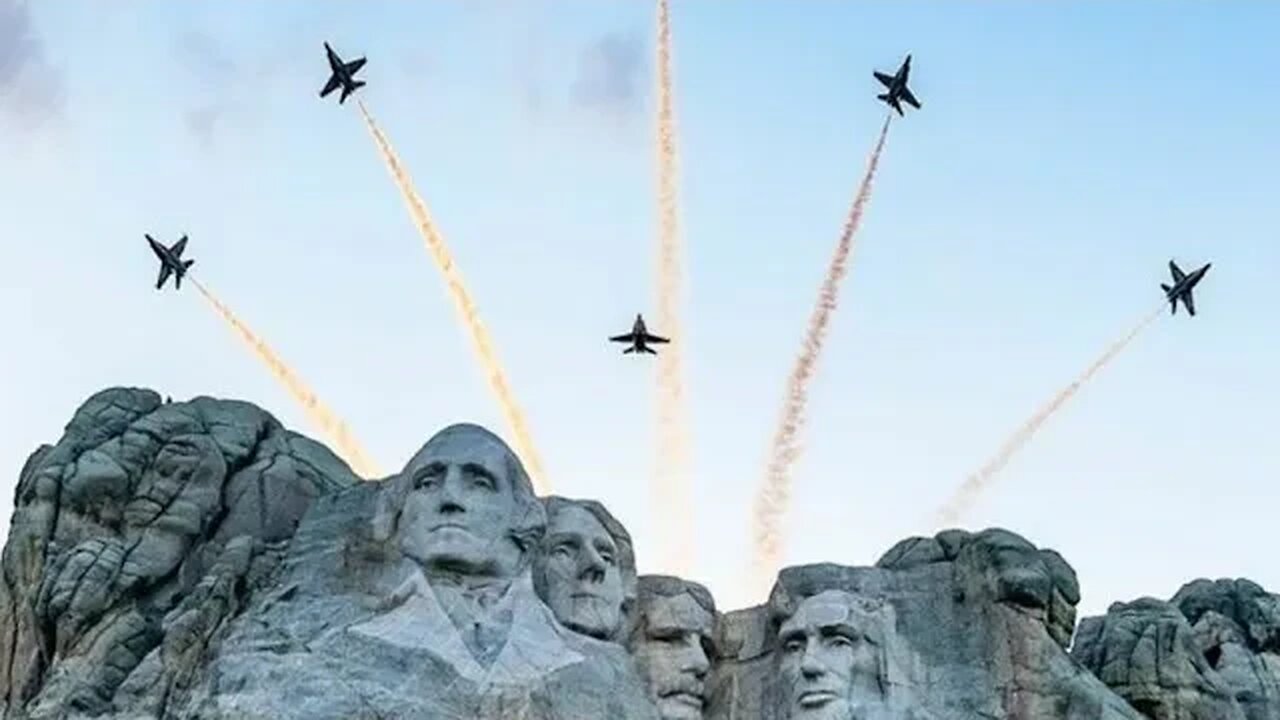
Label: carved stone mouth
xmin=662 ymin=691 xmax=704 ymax=709
xmin=797 ymin=690 xmax=837 ymax=707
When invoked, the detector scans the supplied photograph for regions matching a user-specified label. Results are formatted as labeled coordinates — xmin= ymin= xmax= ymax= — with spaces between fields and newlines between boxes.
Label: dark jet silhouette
xmin=873 ymin=54 xmax=921 ymax=116
xmin=146 ymin=234 xmax=194 ymax=290
xmin=1162 ymin=260 xmax=1211 ymax=316
xmin=319 ymin=42 xmax=367 ymax=104
xmin=609 ymin=314 xmax=670 ymax=355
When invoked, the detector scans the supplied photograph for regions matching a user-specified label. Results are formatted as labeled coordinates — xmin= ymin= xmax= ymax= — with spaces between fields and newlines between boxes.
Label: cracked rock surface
xmin=0 ymin=388 xmax=359 ymax=719
xmin=1074 ymin=579 xmax=1280 ymax=720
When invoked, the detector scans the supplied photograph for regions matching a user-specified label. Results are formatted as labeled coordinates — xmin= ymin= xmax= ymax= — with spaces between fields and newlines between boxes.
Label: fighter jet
xmin=319 ymin=42 xmax=366 ymax=105
xmin=609 ymin=314 xmax=670 ymax=355
xmin=146 ymin=234 xmax=194 ymax=291
xmin=873 ymin=54 xmax=922 ymax=116
xmin=1161 ymin=260 xmax=1211 ymax=316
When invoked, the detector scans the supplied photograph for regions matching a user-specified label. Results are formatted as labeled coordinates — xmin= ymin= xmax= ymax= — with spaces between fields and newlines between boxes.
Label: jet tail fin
xmin=174 ymin=260 xmax=194 ymax=290
xmin=877 ymin=93 xmax=904 ymax=116
xmin=623 ymin=346 xmax=637 ymax=354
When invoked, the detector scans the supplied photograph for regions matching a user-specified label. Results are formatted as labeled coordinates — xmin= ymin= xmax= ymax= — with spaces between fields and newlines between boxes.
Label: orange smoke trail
xmin=190 ymin=278 xmax=382 ymax=479
xmin=932 ymin=305 xmax=1164 ymax=527
xmin=653 ymin=0 xmax=694 ymax=577
xmin=749 ymin=115 xmax=893 ymax=599
xmin=355 ymin=100 xmax=549 ymax=494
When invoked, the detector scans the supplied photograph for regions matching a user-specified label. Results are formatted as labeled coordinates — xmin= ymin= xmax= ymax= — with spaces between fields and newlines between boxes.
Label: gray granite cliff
xmin=1 ymin=388 xmax=1274 ymax=719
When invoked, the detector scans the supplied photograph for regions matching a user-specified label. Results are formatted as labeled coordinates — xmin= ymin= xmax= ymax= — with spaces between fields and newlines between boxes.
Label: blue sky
xmin=1 ymin=1 xmax=1277 ymax=616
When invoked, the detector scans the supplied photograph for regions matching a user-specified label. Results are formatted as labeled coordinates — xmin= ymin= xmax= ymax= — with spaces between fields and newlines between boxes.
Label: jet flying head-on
xmin=608 ymin=313 xmax=670 ymax=355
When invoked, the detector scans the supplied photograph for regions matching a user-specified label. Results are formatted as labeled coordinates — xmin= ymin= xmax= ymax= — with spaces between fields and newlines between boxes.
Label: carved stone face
xmin=396 ymin=428 xmax=523 ymax=578
xmin=536 ymin=503 xmax=625 ymax=639
xmin=632 ymin=592 xmax=714 ymax=720
xmin=777 ymin=591 xmax=882 ymax=720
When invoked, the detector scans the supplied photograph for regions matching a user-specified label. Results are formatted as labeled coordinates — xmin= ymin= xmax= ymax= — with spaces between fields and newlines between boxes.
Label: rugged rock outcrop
xmin=0 ymin=387 xmax=1275 ymax=719
xmin=1074 ymin=579 xmax=1280 ymax=720
xmin=0 ymin=388 xmax=360 ymax=719
xmin=710 ymin=529 xmax=1141 ymax=719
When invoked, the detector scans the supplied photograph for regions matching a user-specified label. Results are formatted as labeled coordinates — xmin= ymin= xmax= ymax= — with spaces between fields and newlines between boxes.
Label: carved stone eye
xmin=413 ymin=464 xmax=445 ymax=489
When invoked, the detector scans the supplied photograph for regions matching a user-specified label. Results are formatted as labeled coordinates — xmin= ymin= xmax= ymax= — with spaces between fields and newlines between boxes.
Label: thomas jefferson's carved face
xmin=777 ymin=592 xmax=883 ymax=720
xmin=632 ymin=592 xmax=714 ymax=720
xmin=397 ymin=429 xmax=522 ymax=578
xmin=536 ymin=503 xmax=625 ymax=638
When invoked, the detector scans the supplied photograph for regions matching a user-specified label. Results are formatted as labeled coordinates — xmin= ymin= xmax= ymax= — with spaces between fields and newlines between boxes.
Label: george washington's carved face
xmin=397 ymin=426 xmax=524 ymax=579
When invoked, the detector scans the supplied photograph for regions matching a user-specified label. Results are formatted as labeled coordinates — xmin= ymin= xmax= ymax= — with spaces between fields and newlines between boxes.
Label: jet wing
xmin=1183 ymin=291 xmax=1196 ymax=316
xmin=320 ymin=74 xmax=342 ymax=98
xmin=609 ymin=332 xmax=638 ymax=343
xmin=344 ymin=57 xmax=366 ymax=75
xmin=641 ymin=333 xmax=670 ymax=344
xmin=873 ymin=71 xmax=895 ymax=89
xmin=155 ymin=263 xmax=173 ymax=290
xmin=899 ymin=87 xmax=922 ymax=109
xmin=1169 ymin=260 xmax=1186 ymax=282
xmin=170 ymin=235 xmax=187 ymax=257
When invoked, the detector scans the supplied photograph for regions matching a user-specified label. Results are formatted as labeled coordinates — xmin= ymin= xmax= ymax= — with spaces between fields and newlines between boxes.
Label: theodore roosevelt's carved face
xmin=630 ymin=580 xmax=716 ymax=720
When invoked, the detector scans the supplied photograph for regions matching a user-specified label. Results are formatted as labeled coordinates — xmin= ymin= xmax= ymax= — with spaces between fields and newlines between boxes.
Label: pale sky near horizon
xmin=1 ymin=1 xmax=1277 ymax=619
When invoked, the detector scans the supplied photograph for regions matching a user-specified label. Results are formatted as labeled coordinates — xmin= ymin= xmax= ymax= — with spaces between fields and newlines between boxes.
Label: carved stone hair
xmin=626 ymin=575 xmax=717 ymax=651
xmin=371 ymin=423 xmax=547 ymax=558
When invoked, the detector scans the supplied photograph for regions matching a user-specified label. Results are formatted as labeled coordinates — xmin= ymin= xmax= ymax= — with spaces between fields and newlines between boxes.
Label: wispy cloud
xmin=0 ymin=0 xmax=66 ymax=131
xmin=175 ymin=29 xmax=239 ymax=89
xmin=571 ymin=31 xmax=646 ymax=125
xmin=172 ymin=29 xmax=282 ymax=149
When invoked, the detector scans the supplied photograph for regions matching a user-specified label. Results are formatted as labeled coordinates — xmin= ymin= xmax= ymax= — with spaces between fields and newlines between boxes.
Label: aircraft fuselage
xmin=1166 ymin=264 xmax=1210 ymax=300
xmin=147 ymin=237 xmax=180 ymax=269
xmin=327 ymin=48 xmax=352 ymax=83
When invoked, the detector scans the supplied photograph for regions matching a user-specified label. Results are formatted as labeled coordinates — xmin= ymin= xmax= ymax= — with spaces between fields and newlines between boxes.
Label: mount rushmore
xmin=1 ymin=387 xmax=1277 ymax=719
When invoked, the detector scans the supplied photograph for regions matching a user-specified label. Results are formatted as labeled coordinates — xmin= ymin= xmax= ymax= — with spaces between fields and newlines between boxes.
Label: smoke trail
xmin=749 ymin=115 xmax=893 ymax=599
xmin=653 ymin=0 xmax=695 ymax=577
xmin=355 ymin=100 xmax=550 ymax=494
xmin=190 ymin=279 xmax=383 ymax=479
xmin=932 ymin=305 xmax=1164 ymax=527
